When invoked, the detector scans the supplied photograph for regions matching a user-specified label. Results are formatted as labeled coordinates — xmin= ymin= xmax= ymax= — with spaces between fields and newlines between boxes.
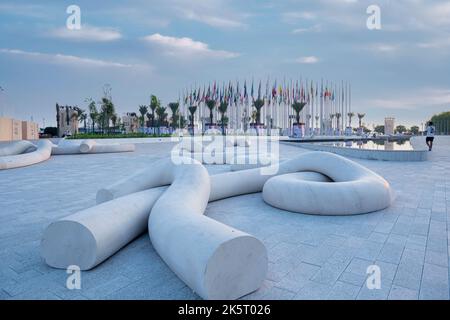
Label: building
xmin=122 ymin=112 xmax=139 ymax=133
xmin=56 ymin=104 xmax=79 ymax=137
xmin=22 ymin=121 xmax=39 ymax=140
xmin=0 ymin=117 xmax=39 ymax=141
xmin=385 ymin=117 xmax=395 ymax=135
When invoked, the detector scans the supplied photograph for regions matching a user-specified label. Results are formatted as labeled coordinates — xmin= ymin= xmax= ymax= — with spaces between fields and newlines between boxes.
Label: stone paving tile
xmin=357 ymin=279 xmax=392 ymax=300
xmin=388 ymin=285 xmax=419 ymax=300
xmin=326 ymin=281 xmax=360 ymax=300
xmin=1 ymin=140 xmax=450 ymax=300
xmin=339 ymin=272 xmax=367 ymax=287
xmin=292 ymin=281 xmax=333 ymax=300
xmin=0 ymin=289 xmax=11 ymax=300
xmin=419 ymin=263 xmax=450 ymax=300
xmin=393 ymin=261 xmax=423 ymax=291
xmin=378 ymin=243 xmax=405 ymax=264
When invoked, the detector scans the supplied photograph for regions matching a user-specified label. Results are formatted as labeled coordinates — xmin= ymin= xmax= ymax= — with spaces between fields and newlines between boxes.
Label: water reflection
xmin=322 ymin=139 xmax=413 ymax=151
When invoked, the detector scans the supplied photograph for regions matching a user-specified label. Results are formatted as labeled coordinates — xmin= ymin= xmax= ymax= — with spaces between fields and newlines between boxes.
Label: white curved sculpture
xmin=263 ymin=152 xmax=393 ymax=215
xmin=0 ymin=140 xmax=52 ymax=170
xmin=41 ymin=151 xmax=393 ymax=299
xmin=41 ymin=187 xmax=167 ymax=270
xmin=0 ymin=140 xmax=36 ymax=156
xmin=42 ymin=158 xmax=267 ymax=300
xmin=51 ymin=139 xmax=135 ymax=155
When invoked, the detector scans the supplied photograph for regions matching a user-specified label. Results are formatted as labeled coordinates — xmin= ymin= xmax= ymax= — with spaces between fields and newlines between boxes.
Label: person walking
xmin=425 ymin=121 xmax=436 ymax=151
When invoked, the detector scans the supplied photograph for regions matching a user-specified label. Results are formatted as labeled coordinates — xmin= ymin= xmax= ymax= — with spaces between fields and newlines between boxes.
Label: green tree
xmin=188 ymin=106 xmax=197 ymax=128
xmin=347 ymin=112 xmax=355 ymax=127
xmin=168 ymin=102 xmax=180 ymax=129
xmin=100 ymin=97 xmax=115 ymax=133
xmin=218 ymin=102 xmax=228 ymax=135
xmin=357 ymin=113 xmax=366 ymax=128
xmin=335 ymin=113 xmax=342 ymax=130
xmin=395 ymin=125 xmax=407 ymax=134
xmin=87 ymin=99 xmax=98 ymax=133
xmin=205 ymin=99 xmax=216 ymax=125
xmin=410 ymin=125 xmax=420 ymax=135
xmin=253 ymin=99 xmax=265 ymax=125
xmin=149 ymin=95 xmax=160 ymax=128
xmin=111 ymin=114 xmax=118 ymax=133
xmin=156 ymin=106 xmax=168 ymax=127
xmin=138 ymin=105 xmax=148 ymax=128
xmin=430 ymin=111 xmax=450 ymax=134
xmin=291 ymin=101 xmax=307 ymax=126
xmin=374 ymin=125 xmax=385 ymax=134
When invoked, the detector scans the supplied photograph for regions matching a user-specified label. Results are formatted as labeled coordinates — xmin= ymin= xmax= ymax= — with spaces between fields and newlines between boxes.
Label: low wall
xmin=284 ymin=140 xmax=429 ymax=161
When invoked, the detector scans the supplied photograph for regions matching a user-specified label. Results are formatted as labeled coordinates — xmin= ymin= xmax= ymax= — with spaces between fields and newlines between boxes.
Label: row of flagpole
xmin=178 ymin=78 xmax=353 ymax=135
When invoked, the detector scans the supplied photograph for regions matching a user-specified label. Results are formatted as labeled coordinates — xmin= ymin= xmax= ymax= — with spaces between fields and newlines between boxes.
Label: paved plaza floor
xmin=0 ymin=137 xmax=449 ymax=300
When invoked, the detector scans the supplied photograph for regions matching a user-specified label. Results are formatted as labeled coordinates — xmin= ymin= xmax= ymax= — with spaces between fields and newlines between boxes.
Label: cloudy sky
xmin=0 ymin=0 xmax=449 ymax=128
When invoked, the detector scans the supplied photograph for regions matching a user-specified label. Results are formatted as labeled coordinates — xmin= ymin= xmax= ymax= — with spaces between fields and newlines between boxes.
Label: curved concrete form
xmin=147 ymin=160 xmax=267 ymax=300
xmin=262 ymin=152 xmax=393 ymax=215
xmin=51 ymin=140 xmax=135 ymax=155
xmin=0 ymin=141 xmax=36 ymax=157
xmin=43 ymin=158 xmax=268 ymax=300
xmin=41 ymin=187 xmax=166 ymax=270
xmin=0 ymin=140 xmax=52 ymax=170
xmin=41 ymin=151 xmax=393 ymax=299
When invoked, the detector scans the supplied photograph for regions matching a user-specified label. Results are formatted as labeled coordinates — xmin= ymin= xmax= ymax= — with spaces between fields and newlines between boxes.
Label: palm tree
xmin=87 ymin=99 xmax=98 ymax=133
xmin=138 ymin=105 xmax=148 ymax=128
xmin=188 ymin=106 xmax=197 ymax=127
xmin=357 ymin=113 xmax=366 ymax=128
xmin=205 ymin=98 xmax=216 ymax=125
xmin=330 ymin=113 xmax=335 ymax=130
xmin=111 ymin=114 xmax=118 ymax=133
xmin=218 ymin=102 xmax=228 ymax=135
xmin=79 ymin=112 xmax=87 ymax=133
xmin=100 ymin=97 xmax=115 ymax=133
xmin=315 ymin=115 xmax=320 ymax=128
xmin=156 ymin=106 xmax=168 ymax=127
xmin=291 ymin=101 xmax=307 ymax=125
xmin=168 ymin=102 xmax=179 ymax=129
xmin=347 ymin=112 xmax=355 ymax=128
xmin=149 ymin=95 xmax=159 ymax=128
xmin=146 ymin=112 xmax=152 ymax=128
xmin=253 ymin=99 xmax=265 ymax=125
xmin=335 ymin=112 xmax=342 ymax=131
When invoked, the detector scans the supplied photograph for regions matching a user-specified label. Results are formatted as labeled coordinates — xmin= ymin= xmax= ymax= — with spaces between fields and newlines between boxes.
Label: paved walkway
xmin=0 ymin=137 xmax=449 ymax=300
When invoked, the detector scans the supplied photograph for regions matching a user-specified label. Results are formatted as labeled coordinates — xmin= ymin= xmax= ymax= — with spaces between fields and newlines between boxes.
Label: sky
xmin=0 ymin=0 xmax=449 ymax=128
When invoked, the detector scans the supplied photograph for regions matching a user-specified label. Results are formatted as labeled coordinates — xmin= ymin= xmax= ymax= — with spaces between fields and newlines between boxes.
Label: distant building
xmin=0 ymin=117 xmax=39 ymax=141
xmin=384 ymin=117 xmax=395 ymax=135
xmin=56 ymin=104 xmax=79 ymax=137
xmin=122 ymin=112 xmax=139 ymax=133
xmin=22 ymin=121 xmax=39 ymax=140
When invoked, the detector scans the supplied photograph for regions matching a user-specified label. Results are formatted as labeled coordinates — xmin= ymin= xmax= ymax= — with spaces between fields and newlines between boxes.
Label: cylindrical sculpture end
xmin=203 ymin=235 xmax=268 ymax=300
xmin=40 ymin=220 xmax=97 ymax=270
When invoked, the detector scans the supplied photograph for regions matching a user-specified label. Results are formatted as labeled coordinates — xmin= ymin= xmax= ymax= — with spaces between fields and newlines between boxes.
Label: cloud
xmin=417 ymin=37 xmax=450 ymax=49
xmin=171 ymin=0 xmax=247 ymax=29
xmin=292 ymin=24 xmax=322 ymax=34
xmin=363 ymin=88 xmax=450 ymax=110
xmin=142 ymin=33 xmax=239 ymax=59
xmin=0 ymin=48 xmax=148 ymax=69
xmin=368 ymin=43 xmax=400 ymax=53
xmin=49 ymin=25 xmax=122 ymax=42
xmin=0 ymin=3 xmax=46 ymax=18
xmin=177 ymin=7 xmax=245 ymax=28
xmin=293 ymin=56 xmax=319 ymax=64
xmin=282 ymin=11 xmax=316 ymax=24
